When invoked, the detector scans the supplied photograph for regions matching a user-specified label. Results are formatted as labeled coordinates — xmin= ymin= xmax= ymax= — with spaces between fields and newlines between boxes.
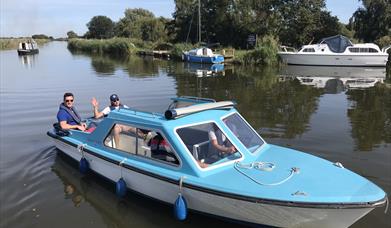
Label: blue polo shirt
xmin=57 ymin=108 xmax=78 ymax=125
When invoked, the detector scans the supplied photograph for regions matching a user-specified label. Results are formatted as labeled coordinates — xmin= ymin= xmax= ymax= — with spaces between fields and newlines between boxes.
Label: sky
xmin=0 ymin=0 xmax=363 ymax=38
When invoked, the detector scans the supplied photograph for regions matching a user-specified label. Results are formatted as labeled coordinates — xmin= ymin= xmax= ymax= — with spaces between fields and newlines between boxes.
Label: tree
xmin=67 ymin=31 xmax=78 ymax=39
xmin=350 ymin=0 xmax=391 ymax=42
xmin=86 ymin=16 xmax=115 ymax=39
xmin=114 ymin=8 xmax=168 ymax=42
xmin=32 ymin=34 xmax=51 ymax=39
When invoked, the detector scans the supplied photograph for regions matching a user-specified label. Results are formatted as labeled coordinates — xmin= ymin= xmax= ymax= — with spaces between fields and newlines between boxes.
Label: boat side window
xmin=176 ymin=122 xmax=242 ymax=168
xmin=303 ymin=48 xmax=315 ymax=52
xmin=349 ymin=47 xmax=359 ymax=53
xmin=104 ymin=124 xmax=179 ymax=165
xmin=349 ymin=47 xmax=379 ymax=53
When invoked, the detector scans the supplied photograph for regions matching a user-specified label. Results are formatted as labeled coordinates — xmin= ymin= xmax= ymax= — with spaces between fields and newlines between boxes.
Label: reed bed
xmin=0 ymin=38 xmax=49 ymax=50
xmin=67 ymin=38 xmax=136 ymax=57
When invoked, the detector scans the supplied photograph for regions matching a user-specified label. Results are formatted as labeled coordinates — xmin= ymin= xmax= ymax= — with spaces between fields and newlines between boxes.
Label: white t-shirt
xmin=101 ymin=105 xmax=129 ymax=115
xmin=208 ymin=130 xmax=226 ymax=142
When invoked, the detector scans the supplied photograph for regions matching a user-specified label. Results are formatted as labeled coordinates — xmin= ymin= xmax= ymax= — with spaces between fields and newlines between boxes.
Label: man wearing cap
xmin=91 ymin=94 xmax=137 ymax=148
xmin=91 ymin=94 xmax=129 ymax=119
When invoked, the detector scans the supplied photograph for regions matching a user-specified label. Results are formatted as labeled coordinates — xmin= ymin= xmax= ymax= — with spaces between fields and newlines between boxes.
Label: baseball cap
xmin=110 ymin=94 xmax=119 ymax=102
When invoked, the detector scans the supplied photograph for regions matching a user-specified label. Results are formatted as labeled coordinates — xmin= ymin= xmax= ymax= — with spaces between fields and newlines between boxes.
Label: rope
xmin=77 ymin=144 xmax=87 ymax=157
xmin=119 ymin=158 xmax=127 ymax=178
xmin=234 ymin=161 xmax=299 ymax=186
xmin=385 ymin=196 xmax=389 ymax=214
xmin=179 ymin=176 xmax=186 ymax=194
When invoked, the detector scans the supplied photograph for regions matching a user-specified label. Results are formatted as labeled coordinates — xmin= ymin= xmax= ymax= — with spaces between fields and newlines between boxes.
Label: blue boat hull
xmin=183 ymin=53 xmax=224 ymax=64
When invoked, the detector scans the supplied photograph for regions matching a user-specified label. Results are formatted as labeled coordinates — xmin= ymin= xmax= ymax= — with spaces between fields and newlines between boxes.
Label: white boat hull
xmin=52 ymin=138 xmax=376 ymax=228
xmin=279 ymin=53 xmax=388 ymax=67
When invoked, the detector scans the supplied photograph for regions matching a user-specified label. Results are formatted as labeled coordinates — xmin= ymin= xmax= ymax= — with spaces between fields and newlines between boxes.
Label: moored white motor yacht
xmin=278 ymin=35 xmax=388 ymax=66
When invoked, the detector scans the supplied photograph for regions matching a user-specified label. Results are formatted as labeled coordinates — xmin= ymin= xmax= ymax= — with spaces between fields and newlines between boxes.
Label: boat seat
xmin=104 ymin=133 xmax=150 ymax=157
xmin=192 ymin=140 xmax=209 ymax=160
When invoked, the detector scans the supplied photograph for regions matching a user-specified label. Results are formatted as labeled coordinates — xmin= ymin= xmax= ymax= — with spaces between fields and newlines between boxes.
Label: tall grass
xmin=0 ymin=38 xmax=49 ymax=50
xmin=67 ymin=38 xmax=136 ymax=57
xmin=233 ymin=36 xmax=280 ymax=65
xmin=171 ymin=43 xmax=196 ymax=59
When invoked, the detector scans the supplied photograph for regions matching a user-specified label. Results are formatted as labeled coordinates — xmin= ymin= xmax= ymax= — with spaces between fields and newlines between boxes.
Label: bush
xmin=171 ymin=43 xmax=196 ymax=59
xmin=376 ymin=36 xmax=391 ymax=49
xmin=234 ymin=36 xmax=279 ymax=65
xmin=67 ymin=38 xmax=136 ymax=56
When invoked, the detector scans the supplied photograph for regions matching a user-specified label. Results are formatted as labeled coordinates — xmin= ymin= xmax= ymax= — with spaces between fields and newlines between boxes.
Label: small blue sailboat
xmin=47 ymin=96 xmax=388 ymax=228
xmin=182 ymin=0 xmax=224 ymax=64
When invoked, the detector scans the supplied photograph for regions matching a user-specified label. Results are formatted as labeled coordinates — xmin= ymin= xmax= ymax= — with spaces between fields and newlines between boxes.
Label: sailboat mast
xmin=198 ymin=0 xmax=201 ymax=43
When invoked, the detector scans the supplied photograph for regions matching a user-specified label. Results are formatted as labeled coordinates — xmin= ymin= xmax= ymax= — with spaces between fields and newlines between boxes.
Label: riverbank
xmin=0 ymin=38 xmax=50 ymax=50
xmin=67 ymin=37 xmax=280 ymax=65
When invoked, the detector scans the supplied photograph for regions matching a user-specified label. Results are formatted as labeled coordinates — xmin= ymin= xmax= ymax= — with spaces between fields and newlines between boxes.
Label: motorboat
xmin=278 ymin=35 xmax=388 ymax=66
xmin=182 ymin=47 xmax=224 ymax=64
xmin=17 ymin=39 xmax=39 ymax=55
xmin=47 ymin=96 xmax=388 ymax=228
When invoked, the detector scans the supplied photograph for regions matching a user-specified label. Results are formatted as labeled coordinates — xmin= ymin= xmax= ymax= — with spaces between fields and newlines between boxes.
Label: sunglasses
xmin=65 ymin=99 xmax=74 ymax=103
xmin=111 ymin=99 xmax=119 ymax=102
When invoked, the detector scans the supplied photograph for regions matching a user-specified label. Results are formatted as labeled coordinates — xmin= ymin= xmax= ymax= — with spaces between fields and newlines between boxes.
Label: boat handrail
xmin=117 ymin=107 xmax=163 ymax=119
xmin=279 ymin=45 xmax=297 ymax=53
xmin=165 ymin=101 xmax=235 ymax=119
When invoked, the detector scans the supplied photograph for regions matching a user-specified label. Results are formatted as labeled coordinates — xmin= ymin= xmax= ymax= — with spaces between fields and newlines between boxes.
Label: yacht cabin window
xmin=349 ymin=47 xmax=379 ymax=53
xmin=104 ymin=124 xmax=179 ymax=165
xmin=303 ymin=48 xmax=315 ymax=52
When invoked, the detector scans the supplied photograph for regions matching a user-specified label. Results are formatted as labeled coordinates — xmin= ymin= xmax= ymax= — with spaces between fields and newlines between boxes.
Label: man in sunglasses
xmin=91 ymin=94 xmax=129 ymax=119
xmin=57 ymin=92 xmax=87 ymax=131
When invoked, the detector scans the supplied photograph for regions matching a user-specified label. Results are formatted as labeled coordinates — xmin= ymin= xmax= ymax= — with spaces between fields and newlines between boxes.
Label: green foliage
xmin=86 ymin=16 xmax=115 ymax=39
xmin=67 ymin=38 xmax=136 ymax=56
xmin=235 ymin=36 xmax=279 ymax=65
xmin=171 ymin=0 xmax=342 ymax=48
xmin=350 ymin=0 xmax=391 ymax=42
xmin=0 ymin=38 xmax=50 ymax=50
xmin=375 ymin=35 xmax=391 ymax=48
xmin=171 ymin=42 xmax=196 ymax=59
xmin=114 ymin=8 xmax=168 ymax=42
xmin=32 ymin=34 xmax=52 ymax=40
xmin=67 ymin=31 xmax=78 ymax=39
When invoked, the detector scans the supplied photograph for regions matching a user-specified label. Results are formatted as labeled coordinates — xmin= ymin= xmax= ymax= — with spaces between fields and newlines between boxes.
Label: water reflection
xmin=346 ymin=86 xmax=391 ymax=151
xmin=70 ymin=50 xmax=162 ymax=78
xmin=51 ymin=152 xmax=246 ymax=228
xmin=19 ymin=54 xmax=37 ymax=68
xmin=182 ymin=62 xmax=225 ymax=77
xmin=168 ymin=64 xmax=322 ymax=138
xmin=279 ymin=65 xmax=386 ymax=93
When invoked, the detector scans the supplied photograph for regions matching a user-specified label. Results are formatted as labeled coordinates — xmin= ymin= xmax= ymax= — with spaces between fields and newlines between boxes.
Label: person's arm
xmin=210 ymin=139 xmax=236 ymax=153
xmin=91 ymin=97 xmax=104 ymax=118
xmin=60 ymin=120 xmax=86 ymax=131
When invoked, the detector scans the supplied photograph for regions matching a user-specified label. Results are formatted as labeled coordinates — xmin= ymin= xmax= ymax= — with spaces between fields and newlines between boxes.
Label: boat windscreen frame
xmin=220 ymin=112 xmax=267 ymax=155
xmin=174 ymin=119 xmax=244 ymax=171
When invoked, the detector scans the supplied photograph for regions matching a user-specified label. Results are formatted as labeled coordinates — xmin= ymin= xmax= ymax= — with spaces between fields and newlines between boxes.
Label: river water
xmin=0 ymin=41 xmax=390 ymax=228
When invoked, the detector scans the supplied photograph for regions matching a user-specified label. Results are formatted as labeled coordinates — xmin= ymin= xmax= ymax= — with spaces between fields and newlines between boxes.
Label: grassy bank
xmin=67 ymin=37 xmax=281 ymax=65
xmin=67 ymin=38 xmax=137 ymax=57
xmin=0 ymin=38 xmax=50 ymax=50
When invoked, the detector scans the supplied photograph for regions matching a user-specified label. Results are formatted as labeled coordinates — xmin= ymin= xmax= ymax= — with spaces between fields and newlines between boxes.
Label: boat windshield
xmin=176 ymin=122 xmax=242 ymax=169
xmin=320 ymin=35 xmax=353 ymax=53
xmin=222 ymin=113 xmax=264 ymax=153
